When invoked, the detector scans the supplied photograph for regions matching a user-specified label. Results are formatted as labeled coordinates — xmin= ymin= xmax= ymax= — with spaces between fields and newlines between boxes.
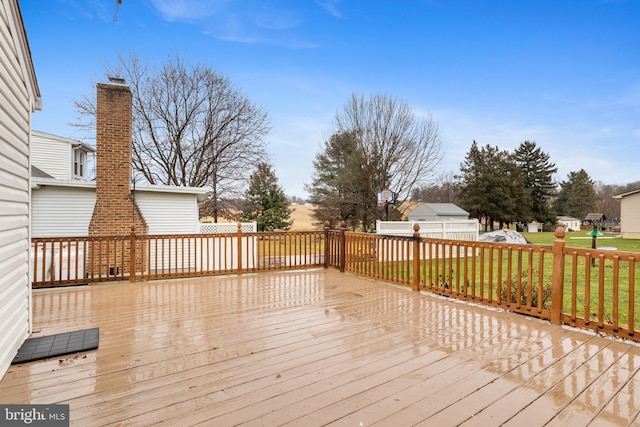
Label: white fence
xmin=146 ymin=234 xmax=258 ymax=273
xmin=199 ymin=222 xmax=257 ymax=234
xmin=376 ymin=219 xmax=479 ymax=241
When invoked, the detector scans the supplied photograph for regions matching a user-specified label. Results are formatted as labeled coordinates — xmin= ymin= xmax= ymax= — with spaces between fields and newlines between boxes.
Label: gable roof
xmin=557 ymin=216 xmax=580 ymax=222
xmin=409 ymin=203 xmax=469 ymax=217
xmin=613 ymin=188 xmax=640 ymax=199
xmin=585 ymin=213 xmax=606 ymax=221
xmin=32 ymin=130 xmax=96 ymax=153
xmin=31 ymin=178 xmax=208 ymax=201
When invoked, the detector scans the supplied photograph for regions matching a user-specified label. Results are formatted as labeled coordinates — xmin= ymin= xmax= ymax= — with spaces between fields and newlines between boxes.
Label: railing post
xmin=129 ymin=226 xmax=136 ymax=283
xmin=412 ymin=223 xmax=421 ymax=291
xmin=324 ymin=222 xmax=330 ymax=269
xmin=339 ymin=221 xmax=346 ymax=273
xmin=237 ymin=222 xmax=243 ymax=275
xmin=550 ymin=227 xmax=566 ymax=324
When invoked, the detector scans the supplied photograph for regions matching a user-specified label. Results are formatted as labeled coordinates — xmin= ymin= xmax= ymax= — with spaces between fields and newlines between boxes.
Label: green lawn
xmin=522 ymin=231 xmax=640 ymax=253
xmin=510 ymin=231 xmax=640 ymax=330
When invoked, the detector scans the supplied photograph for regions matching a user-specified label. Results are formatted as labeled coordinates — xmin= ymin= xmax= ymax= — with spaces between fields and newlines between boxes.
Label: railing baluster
xmin=29 ymin=226 xmax=640 ymax=344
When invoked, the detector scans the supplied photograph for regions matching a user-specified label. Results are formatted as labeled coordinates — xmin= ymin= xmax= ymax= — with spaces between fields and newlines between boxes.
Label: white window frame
xmin=73 ymin=148 xmax=87 ymax=179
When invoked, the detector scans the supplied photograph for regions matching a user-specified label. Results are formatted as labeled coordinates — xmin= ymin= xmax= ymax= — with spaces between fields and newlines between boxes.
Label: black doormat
xmin=11 ymin=328 xmax=99 ymax=365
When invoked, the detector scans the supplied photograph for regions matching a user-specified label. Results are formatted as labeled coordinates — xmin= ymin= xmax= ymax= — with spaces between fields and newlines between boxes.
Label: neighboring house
xmin=30 ymin=131 xmax=207 ymax=237
xmin=557 ymin=216 xmax=581 ymax=232
xmin=614 ymin=189 xmax=640 ymax=239
xmin=407 ymin=203 xmax=469 ymax=222
xmin=31 ymin=78 xmax=208 ymax=238
xmin=0 ymin=0 xmax=42 ymax=379
xmin=31 ymin=130 xmax=95 ymax=181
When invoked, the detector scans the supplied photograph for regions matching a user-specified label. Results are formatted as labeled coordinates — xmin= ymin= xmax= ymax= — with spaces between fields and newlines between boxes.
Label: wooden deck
xmin=1 ymin=270 xmax=640 ymax=426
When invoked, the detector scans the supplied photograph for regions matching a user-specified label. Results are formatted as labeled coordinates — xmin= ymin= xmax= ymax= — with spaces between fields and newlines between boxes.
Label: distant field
xmin=289 ymin=204 xmax=319 ymax=231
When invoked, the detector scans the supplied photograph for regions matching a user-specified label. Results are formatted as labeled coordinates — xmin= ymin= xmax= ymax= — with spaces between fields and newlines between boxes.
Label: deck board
xmin=1 ymin=270 xmax=640 ymax=426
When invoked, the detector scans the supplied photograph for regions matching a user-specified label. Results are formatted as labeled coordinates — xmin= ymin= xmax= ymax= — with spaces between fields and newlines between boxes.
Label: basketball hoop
xmin=376 ymin=189 xmax=395 ymax=219
xmin=377 ymin=189 xmax=395 ymax=204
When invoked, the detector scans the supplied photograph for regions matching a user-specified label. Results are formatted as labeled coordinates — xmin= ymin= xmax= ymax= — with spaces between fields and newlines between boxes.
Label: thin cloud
xmin=150 ymin=0 xmax=318 ymax=48
xmin=316 ymin=0 xmax=343 ymax=18
xmin=149 ymin=0 xmax=228 ymax=21
xmin=250 ymin=6 xmax=304 ymax=30
xmin=57 ymin=0 xmax=111 ymax=22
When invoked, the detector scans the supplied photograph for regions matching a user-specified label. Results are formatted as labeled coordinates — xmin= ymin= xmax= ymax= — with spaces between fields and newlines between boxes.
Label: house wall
xmin=31 ymin=131 xmax=71 ymax=179
xmin=31 ymin=185 xmax=201 ymax=237
xmin=0 ymin=0 xmax=40 ymax=379
xmin=32 ymin=186 xmax=96 ymax=237
xmin=621 ymin=192 xmax=640 ymax=238
xmin=134 ymin=191 xmax=201 ymax=234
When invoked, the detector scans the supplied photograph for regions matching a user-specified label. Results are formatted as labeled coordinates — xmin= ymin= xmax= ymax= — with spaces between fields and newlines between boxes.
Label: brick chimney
xmin=89 ymin=78 xmax=147 ymax=237
xmin=88 ymin=78 xmax=147 ymax=277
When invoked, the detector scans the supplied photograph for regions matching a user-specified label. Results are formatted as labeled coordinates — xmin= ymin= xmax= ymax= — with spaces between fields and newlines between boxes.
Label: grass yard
xmin=522 ymin=230 xmax=640 ymax=253
xmin=498 ymin=231 xmax=640 ymax=330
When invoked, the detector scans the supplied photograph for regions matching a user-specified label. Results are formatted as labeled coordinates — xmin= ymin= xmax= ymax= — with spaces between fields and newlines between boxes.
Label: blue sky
xmin=21 ymin=0 xmax=640 ymax=198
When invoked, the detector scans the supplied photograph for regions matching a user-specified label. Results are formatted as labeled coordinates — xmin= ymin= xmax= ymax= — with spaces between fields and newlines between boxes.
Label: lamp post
xmin=588 ymin=225 xmax=602 ymax=267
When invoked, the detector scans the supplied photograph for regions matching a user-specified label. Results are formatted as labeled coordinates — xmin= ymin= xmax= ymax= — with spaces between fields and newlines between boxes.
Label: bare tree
xmin=334 ymin=93 xmax=443 ymax=227
xmin=410 ymin=170 xmax=459 ymax=203
xmin=74 ymin=53 xmax=271 ymax=221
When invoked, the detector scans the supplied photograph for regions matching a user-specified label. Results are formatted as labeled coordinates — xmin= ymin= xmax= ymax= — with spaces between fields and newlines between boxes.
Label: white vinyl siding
xmin=31 ymin=186 xmax=96 ymax=237
xmin=621 ymin=192 xmax=640 ymax=239
xmin=0 ymin=0 xmax=40 ymax=380
xmin=30 ymin=133 xmax=70 ymax=179
xmin=135 ymin=191 xmax=200 ymax=234
xmin=31 ymin=184 xmax=202 ymax=237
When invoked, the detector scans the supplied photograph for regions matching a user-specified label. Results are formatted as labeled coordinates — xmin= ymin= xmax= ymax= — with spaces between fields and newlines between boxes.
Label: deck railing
xmin=31 ymin=225 xmax=639 ymax=342
xmin=31 ymin=228 xmax=326 ymax=286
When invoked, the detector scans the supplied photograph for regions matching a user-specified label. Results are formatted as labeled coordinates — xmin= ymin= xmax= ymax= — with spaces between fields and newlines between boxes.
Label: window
xmin=73 ymin=149 xmax=87 ymax=179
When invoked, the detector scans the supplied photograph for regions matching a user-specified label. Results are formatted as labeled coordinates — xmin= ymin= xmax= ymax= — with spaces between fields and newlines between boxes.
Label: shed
xmin=584 ymin=212 xmax=607 ymax=227
xmin=613 ymin=189 xmax=640 ymax=238
xmin=0 ymin=0 xmax=42 ymax=379
xmin=557 ymin=216 xmax=581 ymax=232
xmin=406 ymin=203 xmax=469 ymax=222
xmin=584 ymin=213 xmax=606 ymax=224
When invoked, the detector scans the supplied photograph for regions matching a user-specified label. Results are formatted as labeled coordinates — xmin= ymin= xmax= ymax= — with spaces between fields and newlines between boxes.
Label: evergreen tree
xmin=553 ymin=169 xmax=596 ymax=220
xmin=456 ymin=141 xmax=486 ymax=221
xmin=457 ymin=141 xmax=528 ymax=230
xmin=514 ymin=141 xmax=557 ymax=226
xmin=240 ymin=162 xmax=293 ymax=231
xmin=306 ymin=131 xmax=365 ymax=229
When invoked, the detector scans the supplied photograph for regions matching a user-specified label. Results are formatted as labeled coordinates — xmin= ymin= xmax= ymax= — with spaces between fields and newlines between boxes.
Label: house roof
xmin=31 ymin=165 xmax=54 ymax=179
xmin=409 ymin=203 xmax=469 ymax=217
xmin=32 ymin=130 xmax=96 ymax=153
xmin=613 ymin=188 xmax=640 ymax=199
xmin=585 ymin=213 xmax=606 ymax=221
xmin=557 ymin=216 xmax=580 ymax=222
xmin=31 ymin=178 xmax=208 ymax=201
